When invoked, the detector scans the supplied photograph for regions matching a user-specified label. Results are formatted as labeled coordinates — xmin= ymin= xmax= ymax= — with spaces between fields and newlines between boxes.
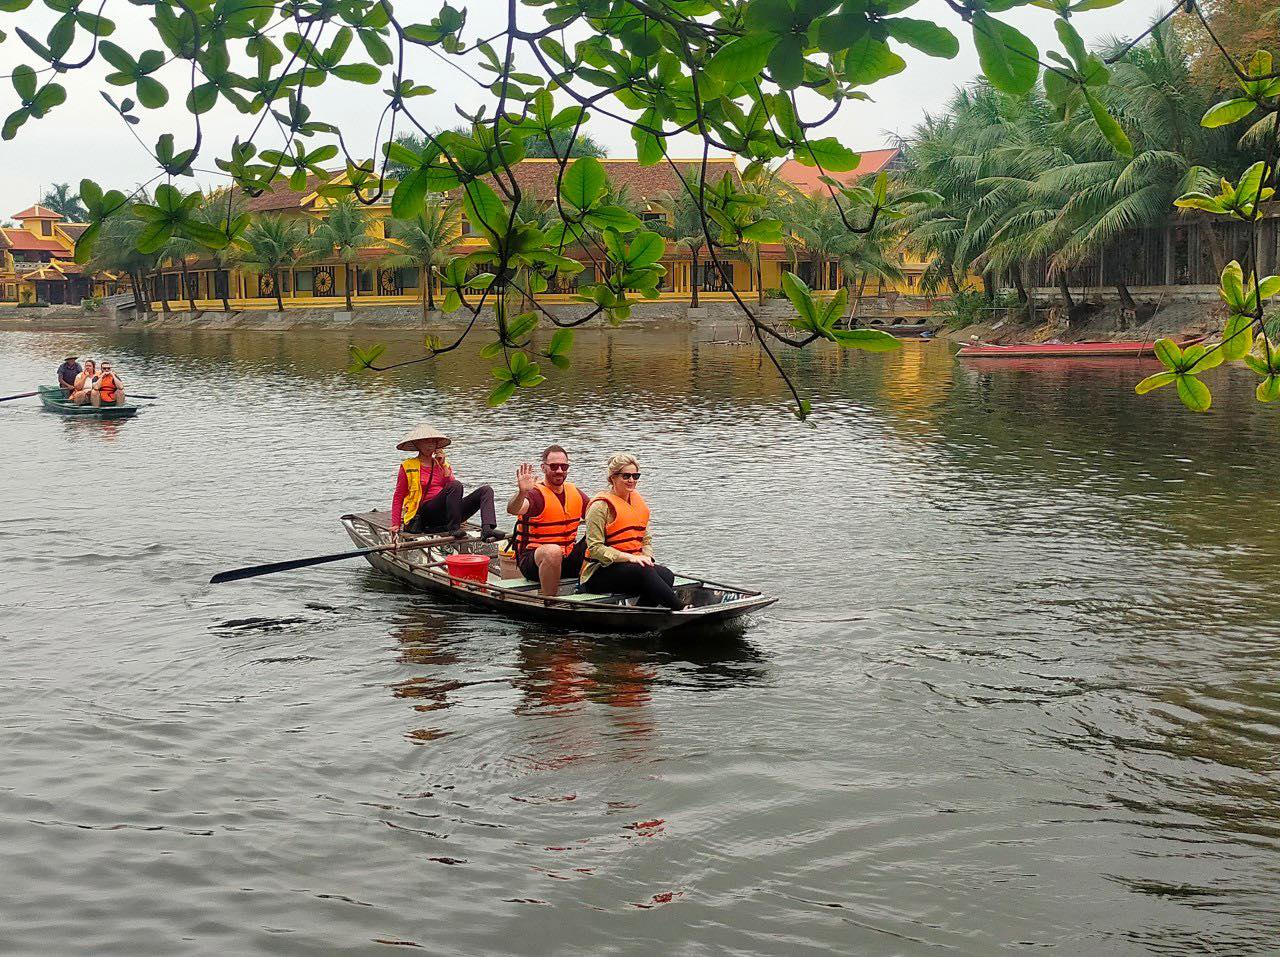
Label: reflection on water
xmin=3 ymin=327 xmax=1280 ymax=955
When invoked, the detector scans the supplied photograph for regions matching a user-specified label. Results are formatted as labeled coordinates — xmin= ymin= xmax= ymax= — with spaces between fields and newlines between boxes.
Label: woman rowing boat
xmin=390 ymin=423 xmax=499 ymax=541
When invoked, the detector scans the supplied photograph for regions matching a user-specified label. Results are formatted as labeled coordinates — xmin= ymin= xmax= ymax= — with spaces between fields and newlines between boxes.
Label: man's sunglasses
xmin=545 ymin=463 xmax=570 ymax=471
xmin=616 ymin=471 xmax=641 ymax=480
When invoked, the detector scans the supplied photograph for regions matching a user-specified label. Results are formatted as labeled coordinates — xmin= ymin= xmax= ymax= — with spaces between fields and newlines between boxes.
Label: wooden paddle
xmin=0 ymin=391 xmax=38 ymax=403
xmin=210 ymin=532 xmax=462 ymax=584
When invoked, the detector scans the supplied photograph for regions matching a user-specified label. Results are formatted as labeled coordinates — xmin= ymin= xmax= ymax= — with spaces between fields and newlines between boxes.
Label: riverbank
xmin=937 ymin=300 xmax=1220 ymax=347
xmin=0 ymin=300 xmax=764 ymax=340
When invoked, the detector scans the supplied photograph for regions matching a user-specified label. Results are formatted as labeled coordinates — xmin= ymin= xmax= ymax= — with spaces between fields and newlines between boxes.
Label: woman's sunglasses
xmin=615 ymin=471 xmax=641 ymax=480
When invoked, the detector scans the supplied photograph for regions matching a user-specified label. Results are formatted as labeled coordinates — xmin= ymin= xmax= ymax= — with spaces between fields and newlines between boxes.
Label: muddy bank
xmin=937 ymin=299 xmax=1222 ymax=347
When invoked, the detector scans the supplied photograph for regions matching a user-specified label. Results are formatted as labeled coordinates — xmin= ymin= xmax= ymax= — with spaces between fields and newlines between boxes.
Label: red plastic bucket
xmin=445 ymin=553 xmax=491 ymax=584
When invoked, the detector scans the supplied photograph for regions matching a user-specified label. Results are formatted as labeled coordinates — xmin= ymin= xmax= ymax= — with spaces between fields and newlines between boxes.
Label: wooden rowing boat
xmin=37 ymin=385 xmax=138 ymax=420
xmin=955 ymin=336 xmax=1204 ymax=359
xmin=341 ymin=510 xmax=777 ymax=633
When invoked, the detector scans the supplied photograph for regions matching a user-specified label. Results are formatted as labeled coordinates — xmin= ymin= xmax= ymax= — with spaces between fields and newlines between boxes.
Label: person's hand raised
xmin=516 ymin=461 xmax=536 ymax=493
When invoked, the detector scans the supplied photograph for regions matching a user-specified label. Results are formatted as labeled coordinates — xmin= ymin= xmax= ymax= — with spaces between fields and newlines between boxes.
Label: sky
xmin=0 ymin=0 xmax=1173 ymax=215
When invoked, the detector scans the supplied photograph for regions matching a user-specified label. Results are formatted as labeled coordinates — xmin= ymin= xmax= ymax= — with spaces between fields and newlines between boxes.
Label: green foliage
xmin=0 ymin=0 xmax=1261 ymax=414
xmin=1134 ymin=338 xmax=1224 ymax=412
xmin=781 ymin=272 xmax=900 ymax=352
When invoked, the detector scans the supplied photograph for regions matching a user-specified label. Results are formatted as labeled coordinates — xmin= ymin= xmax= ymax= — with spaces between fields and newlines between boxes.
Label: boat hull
xmin=342 ymin=511 xmax=776 ymax=634
xmin=37 ymin=386 xmax=138 ymax=419
xmin=955 ymin=336 xmax=1203 ymax=359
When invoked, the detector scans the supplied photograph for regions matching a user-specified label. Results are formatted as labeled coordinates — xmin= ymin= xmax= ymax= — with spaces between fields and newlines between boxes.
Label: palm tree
xmin=87 ymin=209 xmax=156 ymax=311
xmin=382 ymin=198 xmax=462 ymax=319
xmin=655 ymin=171 xmax=713 ymax=306
xmin=234 ymin=215 xmax=308 ymax=312
xmin=306 ymin=197 xmax=379 ymax=311
xmin=523 ymin=130 xmax=607 ymax=159
xmin=40 ymin=182 xmax=86 ymax=220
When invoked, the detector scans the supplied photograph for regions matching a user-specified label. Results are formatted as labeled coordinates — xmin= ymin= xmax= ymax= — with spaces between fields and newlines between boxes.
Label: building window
xmin=295 ymin=269 xmax=313 ymax=293
xmin=358 ymin=268 xmax=375 ymax=293
xmin=40 ymin=220 xmax=52 ymax=236
xmin=400 ymin=267 xmax=419 ymax=290
xmin=641 ymin=211 xmax=665 ymax=225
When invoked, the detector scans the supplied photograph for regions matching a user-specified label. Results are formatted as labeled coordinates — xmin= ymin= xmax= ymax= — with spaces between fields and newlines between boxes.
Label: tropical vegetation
xmin=1 ymin=0 xmax=1274 ymax=415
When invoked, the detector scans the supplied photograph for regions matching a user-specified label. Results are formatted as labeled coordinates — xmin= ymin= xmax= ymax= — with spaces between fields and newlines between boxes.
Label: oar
xmin=0 ymin=391 xmax=38 ymax=403
xmin=130 ymin=394 xmax=159 ymax=400
xmin=210 ymin=532 xmax=461 ymax=584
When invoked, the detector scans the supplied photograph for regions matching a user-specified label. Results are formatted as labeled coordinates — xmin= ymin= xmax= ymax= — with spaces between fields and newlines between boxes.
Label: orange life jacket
xmin=98 ymin=371 xmax=118 ymax=403
xmin=516 ymin=482 xmax=586 ymax=554
xmin=592 ymin=490 xmax=650 ymax=554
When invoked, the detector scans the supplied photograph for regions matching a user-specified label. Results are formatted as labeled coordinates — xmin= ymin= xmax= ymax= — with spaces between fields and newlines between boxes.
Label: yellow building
xmin=0 ymin=205 xmax=123 ymax=304
xmin=136 ymin=154 xmax=944 ymax=315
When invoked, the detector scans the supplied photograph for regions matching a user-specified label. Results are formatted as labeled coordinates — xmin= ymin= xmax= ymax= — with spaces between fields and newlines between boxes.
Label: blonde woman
xmin=70 ymin=359 xmax=97 ymax=405
xmin=580 ymin=452 xmax=682 ymax=609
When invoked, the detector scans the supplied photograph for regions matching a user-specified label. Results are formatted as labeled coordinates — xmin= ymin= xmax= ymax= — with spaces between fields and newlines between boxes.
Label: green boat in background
xmin=37 ymin=386 xmax=138 ymax=420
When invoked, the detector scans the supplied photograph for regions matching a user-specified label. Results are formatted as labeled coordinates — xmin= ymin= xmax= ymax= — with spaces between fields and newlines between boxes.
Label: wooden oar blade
xmin=210 ymin=547 xmax=372 ymax=583
xmin=209 ymin=532 xmax=460 ymax=584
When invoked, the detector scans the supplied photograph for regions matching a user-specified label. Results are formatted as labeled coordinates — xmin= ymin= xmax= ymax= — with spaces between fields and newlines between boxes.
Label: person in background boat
xmin=56 ymin=354 xmax=81 ymax=392
xmin=580 ymin=452 xmax=683 ymax=610
xmin=390 ymin=423 xmax=500 ymax=542
xmin=91 ymin=361 xmax=125 ymax=407
xmin=507 ymin=445 xmax=588 ymax=597
xmin=70 ymin=360 xmax=97 ymax=405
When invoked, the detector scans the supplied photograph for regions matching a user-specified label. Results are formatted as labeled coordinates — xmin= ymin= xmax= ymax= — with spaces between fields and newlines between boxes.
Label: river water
xmin=2 ymin=327 xmax=1278 ymax=955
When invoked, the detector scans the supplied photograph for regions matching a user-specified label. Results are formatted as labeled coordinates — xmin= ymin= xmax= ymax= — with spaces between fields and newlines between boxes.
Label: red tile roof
xmin=12 ymin=203 xmax=62 ymax=220
xmin=1 ymin=228 xmax=67 ymax=252
xmin=243 ymin=174 xmax=327 ymax=213
xmin=241 ymin=160 xmax=742 ymax=214
xmin=475 ymin=158 xmax=741 ymax=201
xmin=776 ymin=148 xmax=901 ymax=194
xmin=57 ymin=223 xmax=89 ymax=241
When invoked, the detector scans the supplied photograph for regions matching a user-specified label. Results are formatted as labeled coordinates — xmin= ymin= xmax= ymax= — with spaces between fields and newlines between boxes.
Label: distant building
xmin=0 ymin=205 xmax=124 ymax=304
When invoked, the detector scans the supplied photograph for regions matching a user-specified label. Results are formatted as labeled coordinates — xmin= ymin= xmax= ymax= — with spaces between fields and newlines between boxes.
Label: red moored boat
xmin=955 ymin=336 xmax=1204 ymax=359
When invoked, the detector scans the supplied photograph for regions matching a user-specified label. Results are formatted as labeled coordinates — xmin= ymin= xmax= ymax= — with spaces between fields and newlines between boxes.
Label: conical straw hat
xmin=396 ymin=423 xmax=452 ymax=452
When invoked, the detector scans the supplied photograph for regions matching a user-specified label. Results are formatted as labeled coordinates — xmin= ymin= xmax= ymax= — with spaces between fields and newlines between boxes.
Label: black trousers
xmin=407 ymin=479 xmax=496 ymax=533
xmin=587 ymin=561 xmax=681 ymax=609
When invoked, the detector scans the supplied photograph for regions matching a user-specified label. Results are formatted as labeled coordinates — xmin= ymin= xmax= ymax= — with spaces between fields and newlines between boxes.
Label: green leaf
xmin=1083 ymin=88 xmax=1132 ymax=157
xmin=1152 ymin=337 xmax=1182 ymax=370
xmin=620 ymin=232 xmax=661 ymax=269
xmin=135 ymin=75 xmax=168 ymax=109
xmin=584 ymin=205 xmax=642 ymax=231
xmin=795 ymin=137 xmax=860 ymax=172
xmin=562 ymin=156 xmax=607 ymax=209
xmin=547 ymin=329 xmax=574 ymax=356
xmin=487 ymin=381 xmax=517 ymax=406
xmin=346 ymin=343 xmax=386 ymax=373
xmin=1134 ymin=370 xmax=1177 ymax=395
xmin=841 ymin=35 xmax=906 ymax=84
xmin=1220 ymin=260 xmax=1245 ymax=310
xmin=972 ymin=12 xmax=1039 ymax=95
xmin=1202 ymin=97 xmax=1256 ymax=129
xmin=885 ymin=18 xmax=959 ymax=58
xmin=768 ymin=33 xmax=806 ymax=90
xmin=331 ymin=63 xmax=381 ymax=84
xmin=1257 ymin=375 xmax=1280 ymax=403
xmin=187 ymin=82 xmax=218 ymax=114
xmin=706 ymin=32 xmax=778 ymax=84
xmin=1175 ymin=373 xmax=1212 ymax=413
xmin=12 ymin=63 xmax=36 ymax=101
xmin=830 ymin=328 xmax=902 ymax=352
xmin=1259 ymin=275 xmax=1280 ymax=300
xmin=461 ymin=180 xmax=507 ymax=237
xmin=781 ymin=271 xmax=819 ymax=328
xmin=1221 ymin=313 xmax=1254 ymax=361
xmin=2 ymin=108 xmax=29 ymax=141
